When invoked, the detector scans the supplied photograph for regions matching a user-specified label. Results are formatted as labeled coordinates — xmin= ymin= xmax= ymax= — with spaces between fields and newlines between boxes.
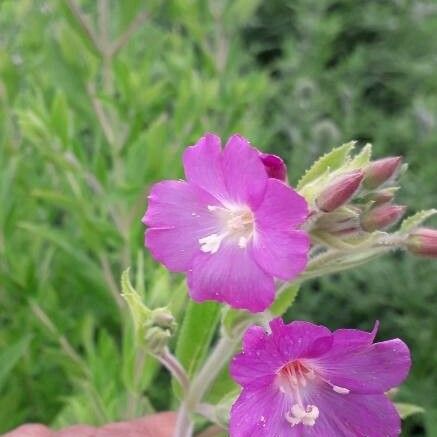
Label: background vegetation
xmin=0 ymin=0 xmax=436 ymax=435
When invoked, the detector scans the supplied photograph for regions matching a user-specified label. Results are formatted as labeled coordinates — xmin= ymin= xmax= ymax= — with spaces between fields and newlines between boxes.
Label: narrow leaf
xmin=0 ymin=336 xmax=32 ymax=389
xmin=173 ymin=300 xmax=220 ymax=395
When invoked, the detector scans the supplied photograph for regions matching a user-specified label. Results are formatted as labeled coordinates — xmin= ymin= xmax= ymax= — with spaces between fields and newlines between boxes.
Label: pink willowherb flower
xmin=230 ymin=318 xmax=411 ymax=436
xmin=143 ymin=133 xmax=309 ymax=312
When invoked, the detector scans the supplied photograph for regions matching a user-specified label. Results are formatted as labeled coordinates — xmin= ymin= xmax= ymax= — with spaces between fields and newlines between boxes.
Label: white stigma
xmin=285 ymin=404 xmax=319 ymax=427
xmin=198 ymin=205 xmax=254 ymax=254
xmin=199 ymin=234 xmax=224 ymax=254
xmin=333 ymin=385 xmax=350 ymax=394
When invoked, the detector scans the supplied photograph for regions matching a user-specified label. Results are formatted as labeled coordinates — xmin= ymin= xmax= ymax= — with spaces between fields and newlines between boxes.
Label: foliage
xmin=0 ymin=0 xmax=270 ymax=431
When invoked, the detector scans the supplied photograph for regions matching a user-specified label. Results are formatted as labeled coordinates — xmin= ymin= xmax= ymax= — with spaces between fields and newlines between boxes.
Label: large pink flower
xmin=143 ymin=134 xmax=309 ymax=312
xmin=230 ymin=319 xmax=411 ymax=436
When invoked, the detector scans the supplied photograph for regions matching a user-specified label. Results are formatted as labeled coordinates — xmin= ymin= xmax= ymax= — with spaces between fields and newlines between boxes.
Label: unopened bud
xmin=316 ymin=170 xmax=364 ymax=212
xmin=314 ymin=207 xmax=361 ymax=234
xmin=259 ymin=153 xmax=287 ymax=182
xmin=149 ymin=307 xmax=177 ymax=332
xmin=365 ymin=188 xmax=398 ymax=206
xmin=361 ymin=204 xmax=407 ymax=232
xmin=145 ymin=326 xmax=172 ymax=354
xmin=406 ymin=228 xmax=437 ymax=258
xmin=363 ymin=156 xmax=403 ymax=189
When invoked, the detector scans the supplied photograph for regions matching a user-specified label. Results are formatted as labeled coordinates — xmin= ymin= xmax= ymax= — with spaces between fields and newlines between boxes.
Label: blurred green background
xmin=1 ymin=0 xmax=436 ymax=435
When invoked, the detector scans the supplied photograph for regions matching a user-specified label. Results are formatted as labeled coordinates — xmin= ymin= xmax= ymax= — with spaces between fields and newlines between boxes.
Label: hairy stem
xmin=157 ymin=348 xmax=189 ymax=393
xmin=174 ymin=322 xmax=249 ymax=437
xmin=173 ymin=402 xmax=194 ymax=437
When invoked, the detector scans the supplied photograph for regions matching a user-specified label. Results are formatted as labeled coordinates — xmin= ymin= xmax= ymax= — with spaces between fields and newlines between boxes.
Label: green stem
xmin=174 ymin=323 xmax=248 ymax=437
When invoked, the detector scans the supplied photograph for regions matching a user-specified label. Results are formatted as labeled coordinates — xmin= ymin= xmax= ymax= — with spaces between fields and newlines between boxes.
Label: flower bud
xmin=365 ymin=188 xmax=397 ymax=206
xmin=145 ymin=326 xmax=172 ymax=355
xmin=316 ymin=170 xmax=364 ymax=212
xmin=149 ymin=307 xmax=177 ymax=332
xmin=361 ymin=204 xmax=407 ymax=232
xmin=406 ymin=228 xmax=437 ymax=258
xmin=259 ymin=153 xmax=287 ymax=182
xmin=363 ymin=156 xmax=403 ymax=189
xmin=314 ymin=206 xmax=361 ymax=233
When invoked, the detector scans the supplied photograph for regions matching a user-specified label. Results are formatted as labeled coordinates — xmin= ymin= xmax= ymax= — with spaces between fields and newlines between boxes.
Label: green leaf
xmin=270 ymin=283 xmax=300 ymax=316
xmin=297 ymin=141 xmax=356 ymax=189
xmin=51 ymin=91 xmax=70 ymax=146
xmin=0 ymin=336 xmax=32 ymax=389
xmin=399 ymin=209 xmax=437 ymax=234
xmin=395 ymin=402 xmax=425 ymax=419
xmin=173 ymin=300 xmax=220 ymax=396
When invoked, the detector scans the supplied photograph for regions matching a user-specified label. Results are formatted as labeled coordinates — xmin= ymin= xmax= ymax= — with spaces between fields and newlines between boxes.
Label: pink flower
xmin=143 ymin=134 xmax=309 ymax=312
xmin=230 ymin=318 xmax=411 ymax=436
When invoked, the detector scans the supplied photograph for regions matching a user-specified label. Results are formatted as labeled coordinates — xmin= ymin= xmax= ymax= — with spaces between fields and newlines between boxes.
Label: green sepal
xmin=270 ymin=283 xmax=300 ymax=316
xmin=297 ymin=141 xmax=356 ymax=190
xmin=398 ymin=209 xmax=437 ymax=234
xmin=395 ymin=402 xmax=425 ymax=419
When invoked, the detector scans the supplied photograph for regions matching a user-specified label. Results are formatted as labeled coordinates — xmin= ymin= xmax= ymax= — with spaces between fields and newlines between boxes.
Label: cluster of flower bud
xmin=312 ymin=155 xmax=407 ymax=237
xmin=121 ymin=269 xmax=176 ymax=354
xmin=143 ymin=307 xmax=177 ymax=354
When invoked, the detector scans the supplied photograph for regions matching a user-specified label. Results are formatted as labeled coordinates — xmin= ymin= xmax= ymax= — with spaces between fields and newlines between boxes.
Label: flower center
xmin=199 ymin=205 xmax=254 ymax=254
xmin=277 ymin=360 xmax=350 ymax=428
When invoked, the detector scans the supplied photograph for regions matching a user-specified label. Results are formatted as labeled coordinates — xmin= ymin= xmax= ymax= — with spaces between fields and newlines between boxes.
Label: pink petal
xmin=303 ymin=388 xmax=401 ymax=437
xmin=144 ymin=180 xmax=220 ymax=271
xmin=269 ymin=319 xmax=333 ymax=361
xmin=187 ymin=243 xmax=275 ymax=312
xmin=183 ymin=133 xmax=228 ymax=202
xmin=242 ymin=325 xmax=266 ymax=351
xmin=222 ymin=135 xmax=267 ymax=208
xmin=231 ymin=326 xmax=283 ymax=388
xmin=254 ymin=179 xmax=308 ymax=229
xmin=329 ymin=322 xmax=379 ymax=352
xmin=231 ymin=320 xmax=332 ymax=388
xmin=230 ymin=387 xmax=294 ymax=437
xmin=314 ymin=337 xmax=411 ymax=394
xmin=143 ymin=180 xmax=219 ymax=228
xmin=252 ymin=229 xmax=309 ymax=280
xmin=259 ymin=153 xmax=288 ymax=182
